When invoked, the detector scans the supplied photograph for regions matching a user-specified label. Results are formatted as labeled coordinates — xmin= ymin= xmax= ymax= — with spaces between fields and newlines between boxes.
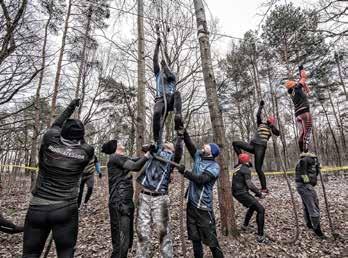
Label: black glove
xmin=299 ymin=65 xmax=304 ymax=72
xmin=177 ymin=164 xmax=185 ymax=174
xmin=98 ymin=173 xmax=102 ymax=179
xmin=156 ymin=37 xmax=161 ymax=46
xmin=71 ymin=98 xmax=80 ymax=107
xmin=260 ymin=100 xmax=265 ymax=107
xmin=255 ymin=192 xmax=262 ymax=198
xmin=149 ymin=144 xmax=157 ymax=153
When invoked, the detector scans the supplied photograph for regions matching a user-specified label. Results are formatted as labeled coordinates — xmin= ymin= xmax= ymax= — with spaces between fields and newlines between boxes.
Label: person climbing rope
xmin=286 ymin=65 xmax=313 ymax=154
xmin=177 ymin=128 xmax=224 ymax=258
xmin=153 ymin=36 xmax=183 ymax=145
xmin=101 ymin=140 xmax=150 ymax=258
xmin=0 ymin=213 xmax=24 ymax=234
xmin=295 ymin=152 xmax=326 ymax=239
xmin=77 ymin=155 xmax=101 ymax=209
xmin=135 ymin=136 xmax=183 ymax=258
xmin=22 ymin=99 xmax=94 ymax=258
xmin=231 ymin=153 xmax=269 ymax=244
xmin=232 ymin=100 xmax=279 ymax=193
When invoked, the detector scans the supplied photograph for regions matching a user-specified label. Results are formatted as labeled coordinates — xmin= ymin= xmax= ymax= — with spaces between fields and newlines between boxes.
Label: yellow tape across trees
xmin=0 ymin=164 xmax=347 ymax=176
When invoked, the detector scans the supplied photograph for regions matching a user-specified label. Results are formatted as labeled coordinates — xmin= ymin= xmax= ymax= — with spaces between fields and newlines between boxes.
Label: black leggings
xmin=109 ymin=202 xmax=134 ymax=258
xmin=235 ymin=193 xmax=265 ymax=236
xmin=0 ymin=213 xmax=23 ymax=234
xmin=153 ymin=91 xmax=182 ymax=144
xmin=232 ymin=141 xmax=267 ymax=189
xmin=192 ymin=240 xmax=224 ymax=258
xmin=78 ymin=175 xmax=94 ymax=207
xmin=22 ymin=203 xmax=78 ymax=258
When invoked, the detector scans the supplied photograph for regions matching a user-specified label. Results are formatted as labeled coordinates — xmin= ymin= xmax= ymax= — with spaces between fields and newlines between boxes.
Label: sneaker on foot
xmin=257 ymin=235 xmax=270 ymax=244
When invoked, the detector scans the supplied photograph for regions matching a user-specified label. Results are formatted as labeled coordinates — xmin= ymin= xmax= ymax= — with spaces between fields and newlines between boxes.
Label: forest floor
xmin=0 ymin=171 xmax=347 ymax=258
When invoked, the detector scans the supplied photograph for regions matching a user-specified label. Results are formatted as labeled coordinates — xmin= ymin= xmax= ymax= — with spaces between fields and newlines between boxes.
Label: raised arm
xmin=153 ymin=38 xmax=161 ymax=75
xmin=123 ymin=156 xmax=149 ymax=172
xmin=256 ymin=100 xmax=264 ymax=126
xmin=183 ymin=130 xmax=197 ymax=159
xmin=52 ymin=99 xmax=79 ymax=128
xmin=161 ymin=60 xmax=176 ymax=82
xmin=270 ymin=124 xmax=280 ymax=136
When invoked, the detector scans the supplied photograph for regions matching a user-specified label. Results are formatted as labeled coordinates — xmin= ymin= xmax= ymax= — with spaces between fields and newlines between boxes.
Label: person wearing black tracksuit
xmin=22 ymin=99 xmax=94 ymax=258
xmin=0 ymin=213 xmax=23 ymax=234
xmin=232 ymin=100 xmax=280 ymax=192
xmin=101 ymin=140 xmax=150 ymax=258
xmin=232 ymin=153 xmax=268 ymax=243
xmin=153 ymin=37 xmax=183 ymax=145
xmin=77 ymin=155 xmax=101 ymax=208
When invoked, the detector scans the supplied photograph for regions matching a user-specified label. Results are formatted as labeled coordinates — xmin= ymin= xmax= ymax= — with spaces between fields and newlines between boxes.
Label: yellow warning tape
xmin=1 ymin=164 xmax=347 ymax=176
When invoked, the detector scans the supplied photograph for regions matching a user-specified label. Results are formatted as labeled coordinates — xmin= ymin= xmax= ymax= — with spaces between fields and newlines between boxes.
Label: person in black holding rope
xmin=232 ymin=153 xmax=268 ymax=244
xmin=295 ymin=153 xmax=326 ymax=239
xmin=177 ymin=128 xmax=224 ymax=258
xmin=232 ymin=100 xmax=280 ymax=193
xmin=0 ymin=213 xmax=23 ymax=234
xmin=22 ymin=99 xmax=94 ymax=258
xmin=101 ymin=140 xmax=150 ymax=258
xmin=153 ymin=37 xmax=183 ymax=145
xmin=77 ymin=155 xmax=101 ymax=209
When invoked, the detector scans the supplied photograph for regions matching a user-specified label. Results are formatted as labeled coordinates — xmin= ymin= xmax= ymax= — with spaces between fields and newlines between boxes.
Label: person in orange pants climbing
xmin=286 ymin=65 xmax=313 ymax=154
xmin=232 ymin=100 xmax=280 ymax=193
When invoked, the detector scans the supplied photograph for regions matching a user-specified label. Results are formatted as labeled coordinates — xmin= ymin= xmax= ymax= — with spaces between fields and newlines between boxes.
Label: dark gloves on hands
xmin=260 ymin=100 xmax=265 ymax=107
xmin=299 ymin=65 xmax=304 ymax=72
xmin=156 ymin=37 xmax=161 ymax=46
xmin=71 ymin=98 xmax=80 ymax=107
xmin=177 ymin=164 xmax=185 ymax=174
xmin=98 ymin=173 xmax=102 ymax=179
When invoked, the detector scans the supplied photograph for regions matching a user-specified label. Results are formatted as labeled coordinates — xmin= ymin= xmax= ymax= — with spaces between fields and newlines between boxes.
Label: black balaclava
xmin=61 ymin=119 xmax=85 ymax=141
xmin=101 ymin=140 xmax=118 ymax=155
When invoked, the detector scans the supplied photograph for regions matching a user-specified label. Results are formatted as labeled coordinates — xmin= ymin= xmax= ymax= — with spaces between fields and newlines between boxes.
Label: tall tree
xmin=193 ymin=0 xmax=237 ymax=236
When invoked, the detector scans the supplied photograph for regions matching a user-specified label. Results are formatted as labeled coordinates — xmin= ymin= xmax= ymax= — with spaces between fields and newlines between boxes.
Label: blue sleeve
xmin=95 ymin=162 xmax=101 ymax=174
xmin=205 ymin=163 xmax=220 ymax=178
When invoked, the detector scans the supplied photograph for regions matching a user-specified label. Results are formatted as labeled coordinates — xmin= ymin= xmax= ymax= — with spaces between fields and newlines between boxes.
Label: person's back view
xmin=22 ymin=99 xmax=94 ymax=258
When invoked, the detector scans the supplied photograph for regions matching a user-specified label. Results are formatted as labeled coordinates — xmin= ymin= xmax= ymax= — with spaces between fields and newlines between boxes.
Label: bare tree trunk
xmin=74 ymin=5 xmax=93 ymax=115
xmin=48 ymin=0 xmax=72 ymax=126
xmin=193 ymin=0 xmax=237 ymax=236
xmin=29 ymin=3 xmax=53 ymax=190
xmin=134 ymin=0 xmax=146 ymax=201
xmin=335 ymin=51 xmax=347 ymax=101
xmin=320 ymin=101 xmax=342 ymax=166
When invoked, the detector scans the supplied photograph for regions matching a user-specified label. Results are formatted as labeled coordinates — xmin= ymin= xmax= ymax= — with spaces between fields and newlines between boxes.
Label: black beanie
xmin=101 ymin=140 xmax=118 ymax=155
xmin=61 ymin=119 xmax=85 ymax=141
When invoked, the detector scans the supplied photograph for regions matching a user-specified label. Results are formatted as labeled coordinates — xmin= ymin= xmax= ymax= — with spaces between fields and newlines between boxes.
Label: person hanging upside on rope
xmin=232 ymin=100 xmax=280 ymax=193
xmin=77 ymin=155 xmax=101 ymax=209
xmin=286 ymin=65 xmax=313 ymax=154
xmin=232 ymin=153 xmax=269 ymax=244
xmin=135 ymin=135 xmax=183 ymax=258
xmin=101 ymin=140 xmax=150 ymax=258
xmin=153 ymin=36 xmax=183 ymax=145
xmin=0 ymin=213 xmax=23 ymax=234
xmin=177 ymin=127 xmax=224 ymax=258
xmin=22 ymin=99 xmax=94 ymax=258
xmin=295 ymin=152 xmax=326 ymax=239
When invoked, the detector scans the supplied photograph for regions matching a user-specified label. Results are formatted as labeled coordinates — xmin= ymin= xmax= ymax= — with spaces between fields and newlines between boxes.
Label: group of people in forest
xmin=0 ymin=37 xmax=327 ymax=258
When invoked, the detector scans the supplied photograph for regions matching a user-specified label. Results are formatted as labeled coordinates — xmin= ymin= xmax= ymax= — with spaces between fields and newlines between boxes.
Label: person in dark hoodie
xmin=232 ymin=153 xmax=268 ymax=243
xmin=295 ymin=152 xmax=326 ymax=239
xmin=101 ymin=140 xmax=150 ymax=258
xmin=232 ymin=100 xmax=280 ymax=193
xmin=0 ymin=213 xmax=23 ymax=234
xmin=22 ymin=99 xmax=94 ymax=258
xmin=177 ymin=128 xmax=224 ymax=258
